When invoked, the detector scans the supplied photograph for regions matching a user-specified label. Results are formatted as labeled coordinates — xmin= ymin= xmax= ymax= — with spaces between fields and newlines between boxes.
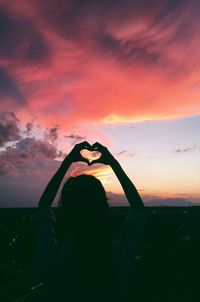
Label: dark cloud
xmin=150 ymin=1 xmax=200 ymax=51
xmin=0 ymin=6 xmax=50 ymax=64
xmin=0 ymin=112 xmax=21 ymax=147
xmin=151 ymin=0 xmax=186 ymax=25
xmin=37 ymin=0 xmax=139 ymax=45
xmin=0 ymin=68 xmax=26 ymax=106
xmin=45 ymin=126 xmax=59 ymax=143
xmin=1 ymin=0 xmax=198 ymax=71
xmin=93 ymin=1 xmax=195 ymax=70
xmin=24 ymin=122 xmax=34 ymax=135
xmin=96 ymin=32 xmax=164 ymax=66
xmin=36 ymin=0 xmax=198 ymax=72
xmin=38 ymin=0 xmax=158 ymax=38
xmin=65 ymin=134 xmax=86 ymax=145
xmin=0 ymin=137 xmax=58 ymax=175
xmin=38 ymin=0 xmax=196 ymax=42
xmin=174 ymin=145 xmax=197 ymax=153
xmin=16 ymin=138 xmax=58 ymax=159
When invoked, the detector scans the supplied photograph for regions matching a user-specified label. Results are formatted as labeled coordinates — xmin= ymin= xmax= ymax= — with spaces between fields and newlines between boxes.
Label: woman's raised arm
xmin=90 ymin=142 xmax=144 ymax=208
xmin=38 ymin=141 xmax=90 ymax=207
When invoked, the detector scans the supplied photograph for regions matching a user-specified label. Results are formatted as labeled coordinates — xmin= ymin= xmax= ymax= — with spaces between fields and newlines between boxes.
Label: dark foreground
xmin=0 ymin=207 xmax=200 ymax=302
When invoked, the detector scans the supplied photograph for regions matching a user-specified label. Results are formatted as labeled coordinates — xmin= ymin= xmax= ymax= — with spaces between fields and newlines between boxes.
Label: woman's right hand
xmin=90 ymin=142 xmax=144 ymax=208
xmin=90 ymin=142 xmax=117 ymax=166
xmin=38 ymin=141 xmax=91 ymax=207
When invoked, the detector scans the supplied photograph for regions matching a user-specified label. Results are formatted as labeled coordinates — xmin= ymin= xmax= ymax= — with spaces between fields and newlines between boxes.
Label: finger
xmin=89 ymin=159 xmax=100 ymax=165
xmin=78 ymin=141 xmax=90 ymax=147
xmin=92 ymin=142 xmax=105 ymax=151
xmin=76 ymin=141 xmax=91 ymax=150
xmin=82 ymin=158 xmax=90 ymax=165
xmin=78 ymin=154 xmax=90 ymax=165
xmin=92 ymin=142 xmax=100 ymax=148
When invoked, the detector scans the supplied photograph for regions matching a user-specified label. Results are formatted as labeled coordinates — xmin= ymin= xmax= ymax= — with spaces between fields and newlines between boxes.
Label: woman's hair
xmin=57 ymin=174 xmax=109 ymax=239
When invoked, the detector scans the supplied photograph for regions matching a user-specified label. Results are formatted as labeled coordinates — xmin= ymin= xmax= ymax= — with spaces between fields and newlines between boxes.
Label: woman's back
xmin=36 ymin=207 xmax=145 ymax=302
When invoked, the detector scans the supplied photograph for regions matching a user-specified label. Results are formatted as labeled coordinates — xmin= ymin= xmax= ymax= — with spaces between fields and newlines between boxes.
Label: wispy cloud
xmin=65 ymin=134 xmax=86 ymax=145
xmin=174 ymin=145 xmax=198 ymax=153
xmin=117 ymin=150 xmax=135 ymax=158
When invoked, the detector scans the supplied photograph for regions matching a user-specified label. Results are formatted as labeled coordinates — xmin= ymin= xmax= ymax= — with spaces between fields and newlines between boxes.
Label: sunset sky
xmin=0 ymin=0 xmax=200 ymax=207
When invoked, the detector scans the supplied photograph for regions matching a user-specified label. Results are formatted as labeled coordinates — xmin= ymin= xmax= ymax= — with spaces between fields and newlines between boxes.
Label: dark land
xmin=0 ymin=207 xmax=200 ymax=302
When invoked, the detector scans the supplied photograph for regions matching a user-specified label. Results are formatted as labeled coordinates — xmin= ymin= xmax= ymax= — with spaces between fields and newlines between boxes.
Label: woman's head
xmin=57 ymin=174 xmax=109 ymax=236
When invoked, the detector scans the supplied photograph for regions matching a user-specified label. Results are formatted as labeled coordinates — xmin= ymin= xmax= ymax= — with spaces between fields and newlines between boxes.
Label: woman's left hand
xmin=64 ymin=141 xmax=91 ymax=165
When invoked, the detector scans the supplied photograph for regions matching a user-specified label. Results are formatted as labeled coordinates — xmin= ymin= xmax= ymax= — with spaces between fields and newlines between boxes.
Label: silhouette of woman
xmin=35 ymin=141 xmax=145 ymax=301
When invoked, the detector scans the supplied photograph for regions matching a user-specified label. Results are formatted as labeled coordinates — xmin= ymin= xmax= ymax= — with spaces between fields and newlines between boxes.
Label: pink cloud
xmin=0 ymin=137 xmax=59 ymax=175
xmin=0 ymin=0 xmax=200 ymax=130
xmin=0 ymin=112 xmax=21 ymax=146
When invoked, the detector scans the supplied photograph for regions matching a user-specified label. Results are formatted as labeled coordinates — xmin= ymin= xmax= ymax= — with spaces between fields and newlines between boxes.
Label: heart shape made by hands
xmin=80 ymin=148 xmax=102 ymax=163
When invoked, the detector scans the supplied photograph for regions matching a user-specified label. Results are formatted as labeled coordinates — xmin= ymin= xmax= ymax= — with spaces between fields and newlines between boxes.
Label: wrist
xmin=61 ymin=156 xmax=73 ymax=169
xmin=110 ymin=158 xmax=120 ymax=169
